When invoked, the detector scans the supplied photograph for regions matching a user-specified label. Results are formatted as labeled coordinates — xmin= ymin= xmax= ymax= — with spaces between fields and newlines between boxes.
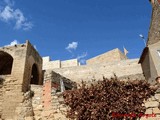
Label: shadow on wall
xmin=0 ymin=76 xmax=4 ymax=86
xmin=47 ymin=71 xmax=77 ymax=92
xmin=30 ymin=64 xmax=39 ymax=85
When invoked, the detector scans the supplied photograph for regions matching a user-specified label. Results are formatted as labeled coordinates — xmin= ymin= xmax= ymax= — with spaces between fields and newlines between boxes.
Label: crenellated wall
xmin=43 ymin=57 xmax=79 ymax=70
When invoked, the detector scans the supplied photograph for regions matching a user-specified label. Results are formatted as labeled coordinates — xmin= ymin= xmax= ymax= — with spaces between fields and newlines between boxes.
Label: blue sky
xmin=0 ymin=0 xmax=152 ymax=64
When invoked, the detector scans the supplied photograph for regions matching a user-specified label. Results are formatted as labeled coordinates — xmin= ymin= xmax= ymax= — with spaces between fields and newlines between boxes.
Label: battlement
xmin=42 ymin=57 xmax=80 ymax=70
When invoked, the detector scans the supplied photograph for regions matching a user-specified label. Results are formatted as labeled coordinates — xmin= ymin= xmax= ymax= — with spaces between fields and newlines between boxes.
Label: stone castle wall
xmin=43 ymin=56 xmax=79 ymax=70
xmin=0 ymin=40 xmax=43 ymax=120
xmin=0 ymin=75 xmax=34 ymax=120
xmin=29 ymin=72 xmax=69 ymax=120
xmin=52 ymin=59 xmax=144 ymax=84
xmin=86 ymin=48 xmax=127 ymax=65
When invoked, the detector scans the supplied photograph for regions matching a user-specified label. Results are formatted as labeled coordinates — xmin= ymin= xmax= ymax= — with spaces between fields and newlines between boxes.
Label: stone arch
xmin=0 ymin=51 xmax=13 ymax=75
xmin=30 ymin=63 xmax=39 ymax=85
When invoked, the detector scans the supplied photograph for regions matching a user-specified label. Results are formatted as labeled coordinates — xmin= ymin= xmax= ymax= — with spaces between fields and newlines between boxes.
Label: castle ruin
xmin=0 ymin=0 xmax=160 ymax=119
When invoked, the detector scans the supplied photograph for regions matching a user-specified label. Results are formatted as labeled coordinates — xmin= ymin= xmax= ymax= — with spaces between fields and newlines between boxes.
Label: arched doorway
xmin=30 ymin=63 xmax=39 ymax=85
xmin=0 ymin=51 xmax=13 ymax=75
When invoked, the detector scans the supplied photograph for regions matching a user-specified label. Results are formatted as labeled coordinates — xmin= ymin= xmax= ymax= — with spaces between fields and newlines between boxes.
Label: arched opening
xmin=30 ymin=64 xmax=39 ymax=85
xmin=0 ymin=51 xmax=13 ymax=75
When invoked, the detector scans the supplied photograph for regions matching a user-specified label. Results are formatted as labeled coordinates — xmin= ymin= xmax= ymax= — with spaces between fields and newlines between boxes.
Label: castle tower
xmin=139 ymin=0 xmax=160 ymax=83
xmin=0 ymin=40 xmax=42 ymax=119
xmin=147 ymin=0 xmax=160 ymax=45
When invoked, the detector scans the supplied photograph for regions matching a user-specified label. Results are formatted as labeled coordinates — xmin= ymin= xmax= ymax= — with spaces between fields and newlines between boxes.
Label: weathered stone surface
xmin=145 ymin=101 xmax=159 ymax=108
xmin=53 ymin=59 xmax=144 ymax=85
xmin=0 ymin=1 xmax=160 ymax=118
xmin=145 ymin=108 xmax=153 ymax=114
xmin=153 ymin=107 xmax=160 ymax=114
xmin=155 ymin=94 xmax=160 ymax=101
xmin=86 ymin=48 xmax=127 ymax=65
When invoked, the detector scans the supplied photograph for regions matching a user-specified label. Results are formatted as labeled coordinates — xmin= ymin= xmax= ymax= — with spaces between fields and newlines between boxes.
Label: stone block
xmin=140 ymin=117 xmax=157 ymax=120
xmin=155 ymin=94 xmax=160 ymax=101
xmin=151 ymin=96 xmax=156 ymax=101
xmin=34 ymin=105 xmax=43 ymax=111
xmin=145 ymin=101 xmax=159 ymax=108
xmin=34 ymin=116 xmax=42 ymax=120
xmin=60 ymin=107 xmax=67 ymax=111
xmin=42 ymin=110 xmax=52 ymax=117
xmin=145 ymin=108 xmax=153 ymax=114
xmin=54 ymin=113 xmax=67 ymax=120
xmin=153 ymin=107 xmax=160 ymax=114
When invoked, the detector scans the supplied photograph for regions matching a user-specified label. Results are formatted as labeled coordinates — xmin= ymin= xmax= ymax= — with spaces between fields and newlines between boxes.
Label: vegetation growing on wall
xmin=63 ymin=77 xmax=156 ymax=120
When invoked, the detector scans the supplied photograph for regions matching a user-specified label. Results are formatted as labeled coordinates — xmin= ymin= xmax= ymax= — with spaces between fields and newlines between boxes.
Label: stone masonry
xmin=53 ymin=59 xmax=144 ymax=85
xmin=0 ymin=40 xmax=42 ymax=119
xmin=43 ymin=57 xmax=79 ymax=70
xmin=0 ymin=42 xmax=154 ymax=119
xmin=87 ymin=48 xmax=127 ymax=65
xmin=1 ymin=0 xmax=160 ymax=119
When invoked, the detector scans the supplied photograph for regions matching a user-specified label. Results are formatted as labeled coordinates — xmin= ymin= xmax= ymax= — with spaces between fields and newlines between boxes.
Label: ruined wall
xmin=52 ymin=59 xmax=144 ymax=85
xmin=31 ymin=85 xmax=43 ymax=120
xmin=28 ymin=71 xmax=70 ymax=120
xmin=29 ymin=73 xmax=160 ymax=120
xmin=51 ymin=92 xmax=68 ymax=120
xmin=86 ymin=48 xmax=127 ymax=65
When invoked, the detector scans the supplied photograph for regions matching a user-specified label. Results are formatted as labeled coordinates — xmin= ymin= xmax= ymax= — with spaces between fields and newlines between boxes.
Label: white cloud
xmin=10 ymin=39 xmax=19 ymax=45
xmin=65 ymin=42 xmax=87 ymax=64
xmin=66 ymin=42 xmax=78 ymax=52
xmin=0 ymin=0 xmax=33 ymax=30
xmin=0 ymin=6 xmax=14 ymax=21
xmin=77 ymin=52 xmax=87 ymax=65
xmin=5 ymin=40 xmax=19 ymax=46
